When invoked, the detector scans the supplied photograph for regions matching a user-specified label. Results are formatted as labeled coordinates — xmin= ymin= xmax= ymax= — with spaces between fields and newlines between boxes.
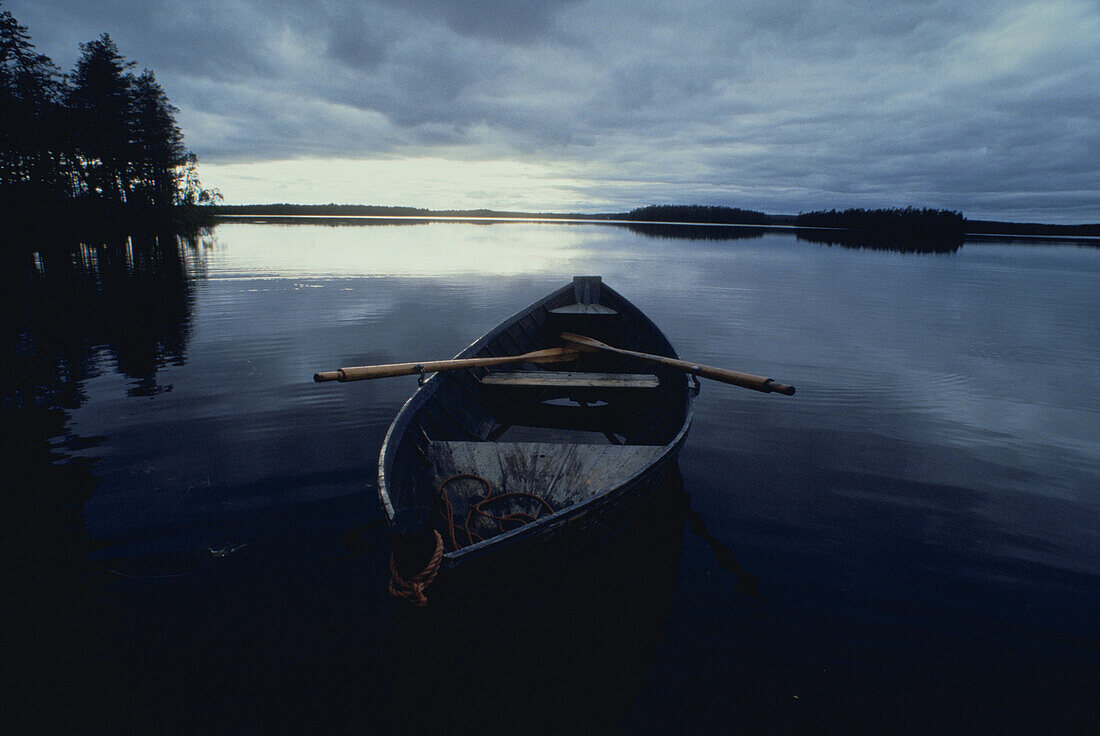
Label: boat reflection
xmin=391 ymin=464 xmax=690 ymax=735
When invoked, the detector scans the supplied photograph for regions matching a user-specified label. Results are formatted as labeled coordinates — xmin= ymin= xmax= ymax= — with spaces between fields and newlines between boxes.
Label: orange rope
xmin=471 ymin=491 xmax=555 ymax=535
xmin=437 ymin=473 xmax=554 ymax=551
xmin=388 ymin=529 xmax=443 ymax=607
xmin=389 ymin=475 xmax=553 ymax=605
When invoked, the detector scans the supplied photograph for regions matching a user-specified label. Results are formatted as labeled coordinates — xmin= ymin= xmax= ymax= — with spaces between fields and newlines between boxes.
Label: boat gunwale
xmin=377 ymin=279 xmax=694 ymax=565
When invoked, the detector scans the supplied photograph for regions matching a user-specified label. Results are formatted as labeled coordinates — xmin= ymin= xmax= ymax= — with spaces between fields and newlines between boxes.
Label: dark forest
xmin=0 ymin=3 xmax=217 ymax=235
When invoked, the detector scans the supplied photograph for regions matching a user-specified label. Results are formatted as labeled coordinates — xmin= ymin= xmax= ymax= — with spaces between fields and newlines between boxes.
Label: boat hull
xmin=378 ymin=277 xmax=694 ymax=587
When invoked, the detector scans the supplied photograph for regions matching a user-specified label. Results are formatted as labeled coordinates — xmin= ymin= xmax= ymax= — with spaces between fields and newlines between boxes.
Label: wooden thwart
xmin=479 ymin=370 xmax=659 ymax=389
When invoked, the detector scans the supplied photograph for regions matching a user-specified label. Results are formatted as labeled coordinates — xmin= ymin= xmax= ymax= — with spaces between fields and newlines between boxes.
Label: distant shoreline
xmin=210 ymin=204 xmax=1100 ymax=239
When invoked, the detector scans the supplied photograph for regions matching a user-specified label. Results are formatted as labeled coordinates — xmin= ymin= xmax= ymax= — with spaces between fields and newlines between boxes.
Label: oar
xmin=560 ymin=332 xmax=795 ymax=395
xmin=313 ymin=346 xmax=580 ymax=383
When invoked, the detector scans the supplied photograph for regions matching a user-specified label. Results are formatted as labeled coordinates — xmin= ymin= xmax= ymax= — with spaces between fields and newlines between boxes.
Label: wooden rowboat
xmin=311 ymin=275 xmax=791 ymax=603
xmin=378 ymin=276 xmax=694 ymax=603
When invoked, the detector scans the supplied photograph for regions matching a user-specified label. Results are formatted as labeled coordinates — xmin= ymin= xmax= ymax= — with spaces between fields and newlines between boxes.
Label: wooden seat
xmin=479 ymin=371 xmax=659 ymax=389
xmin=428 ymin=441 xmax=666 ymax=510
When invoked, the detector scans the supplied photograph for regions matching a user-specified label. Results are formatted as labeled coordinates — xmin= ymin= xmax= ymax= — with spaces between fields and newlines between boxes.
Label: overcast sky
xmin=7 ymin=0 xmax=1099 ymax=221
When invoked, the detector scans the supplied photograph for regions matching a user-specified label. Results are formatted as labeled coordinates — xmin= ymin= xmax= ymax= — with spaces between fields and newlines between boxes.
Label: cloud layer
xmin=8 ymin=0 xmax=1099 ymax=220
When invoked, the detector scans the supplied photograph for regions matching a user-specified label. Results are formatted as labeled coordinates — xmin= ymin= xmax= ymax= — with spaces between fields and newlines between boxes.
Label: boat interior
xmin=384 ymin=277 xmax=691 ymax=550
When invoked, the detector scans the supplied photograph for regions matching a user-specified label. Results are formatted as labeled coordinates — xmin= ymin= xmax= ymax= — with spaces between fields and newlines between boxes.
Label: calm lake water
xmin=5 ymin=220 xmax=1098 ymax=734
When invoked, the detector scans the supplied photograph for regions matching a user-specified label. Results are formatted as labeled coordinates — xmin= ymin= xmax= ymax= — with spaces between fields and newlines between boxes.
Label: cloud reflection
xmin=206 ymin=221 xmax=595 ymax=278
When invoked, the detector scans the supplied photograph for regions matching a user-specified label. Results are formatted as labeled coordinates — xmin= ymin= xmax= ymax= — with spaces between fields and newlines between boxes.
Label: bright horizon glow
xmin=198 ymin=157 xmax=625 ymax=213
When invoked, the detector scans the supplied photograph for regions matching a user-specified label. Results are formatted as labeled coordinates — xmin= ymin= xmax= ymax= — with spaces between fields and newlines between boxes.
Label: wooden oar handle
xmin=765 ymin=381 xmax=796 ymax=396
xmin=690 ymin=364 xmax=795 ymax=395
xmin=560 ymin=332 xmax=795 ymax=395
xmin=315 ymin=362 xmax=431 ymax=382
xmin=313 ymin=346 xmax=580 ymax=383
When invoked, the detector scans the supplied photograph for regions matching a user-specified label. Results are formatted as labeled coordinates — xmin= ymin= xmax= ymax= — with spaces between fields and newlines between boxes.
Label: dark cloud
xmin=374 ymin=0 xmax=584 ymax=44
xmin=5 ymin=0 xmax=1098 ymax=221
xmin=325 ymin=13 xmax=387 ymax=71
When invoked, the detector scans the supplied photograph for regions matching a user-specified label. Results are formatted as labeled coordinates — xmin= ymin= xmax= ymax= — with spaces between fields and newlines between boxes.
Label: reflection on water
xmin=795 ymin=226 xmax=963 ymax=252
xmin=4 ymin=221 xmax=1098 ymax=734
xmin=392 ymin=467 xmax=687 ymax=736
xmin=2 ymin=231 xmax=206 ymax=398
xmin=618 ymin=221 xmax=766 ymax=241
xmin=1 ymin=230 xmax=209 ymax=733
xmin=684 ymin=503 xmax=768 ymax=610
xmin=204 ymin=221 xmax=594 ymax=278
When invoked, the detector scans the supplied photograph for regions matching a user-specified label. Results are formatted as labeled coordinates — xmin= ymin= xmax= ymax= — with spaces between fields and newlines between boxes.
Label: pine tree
xmin=67 ymin=33 xmax=135 ymax=207
xmin=130 ymin=69 xmax=190 ymax=210
xmin=2 ymin=3 xmax=216 ymax=231
xmin=0 ymin=5 xmax=69 ymax=207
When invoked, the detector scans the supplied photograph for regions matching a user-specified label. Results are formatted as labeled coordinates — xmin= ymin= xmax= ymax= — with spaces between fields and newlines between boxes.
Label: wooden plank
xmin=428 ymin=441 xmax=666 ymax=510
xmin=549 ymin=303 xmax=618 ymax=315
xmin=493 ymin=426 xmax=617 ymax=444
xmin=479 ymin=371 xmax=659 ymax=389
xmin=572 ymin=275 xmax=603 ymax=304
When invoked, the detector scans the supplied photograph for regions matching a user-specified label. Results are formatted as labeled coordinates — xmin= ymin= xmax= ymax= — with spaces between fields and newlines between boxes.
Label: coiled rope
xmin=388 ymin=474 xmax=554 ymax=606
xmin=437 ymin=473 xmax=555 ymax=551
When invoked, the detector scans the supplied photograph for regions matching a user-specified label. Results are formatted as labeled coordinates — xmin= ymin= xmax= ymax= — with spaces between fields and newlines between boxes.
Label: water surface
xmin=6 ymin=221 xmax=1098 ymax=734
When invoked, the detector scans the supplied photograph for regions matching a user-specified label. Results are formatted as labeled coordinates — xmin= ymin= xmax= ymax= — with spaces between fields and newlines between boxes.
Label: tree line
xmin=795 ymin=207 xmax=964 ymax=238
xmin=793 ymin=207 xmax=966 ymax=249
xmin=1 ymin=3 xmax=217 ymax=232
xmin=626 ymin=204 xmax=771 ymax=225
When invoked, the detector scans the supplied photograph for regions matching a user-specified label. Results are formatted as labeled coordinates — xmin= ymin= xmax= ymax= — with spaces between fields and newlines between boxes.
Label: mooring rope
xmin=388 ymin=529 xmax=443 ymax=607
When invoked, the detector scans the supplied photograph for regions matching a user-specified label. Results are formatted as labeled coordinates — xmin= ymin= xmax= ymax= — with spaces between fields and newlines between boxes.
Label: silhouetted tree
xmin=0 ymin=6 xmax=70 ymax=208
xmin=2 ymin=3 xmax=217 ymax=234
xmin=66 ymin=33 xmax=135 ymax=208
xmin=794 ymin=207 xmax=965 ymax=249
xmin=130 ymin=69 xmax=190 ymax=210
xmin=627 ymin=204 xmax=771 ymax=225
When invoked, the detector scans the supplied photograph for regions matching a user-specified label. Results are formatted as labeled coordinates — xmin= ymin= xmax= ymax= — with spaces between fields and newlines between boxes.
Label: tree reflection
xmin=5 ymin=229 xmax=208 ymax=392
xmin=795 ymin=228 xmax=962 ymax=253
xmin=1 ymin=228 xmax=208 ymax=731
xmin=616 ymin=221 xmax=766 ymax=241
